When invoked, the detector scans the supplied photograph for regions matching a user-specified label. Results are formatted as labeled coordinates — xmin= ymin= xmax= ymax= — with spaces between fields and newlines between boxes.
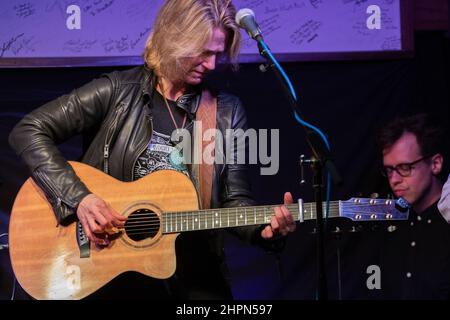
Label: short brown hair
xmin=376 ymin=113 xmax=446 ymax=158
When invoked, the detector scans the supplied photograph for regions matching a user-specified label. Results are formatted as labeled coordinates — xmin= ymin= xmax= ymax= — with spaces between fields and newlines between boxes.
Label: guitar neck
xmin=161 ymin=201 xmax=341 ymax=234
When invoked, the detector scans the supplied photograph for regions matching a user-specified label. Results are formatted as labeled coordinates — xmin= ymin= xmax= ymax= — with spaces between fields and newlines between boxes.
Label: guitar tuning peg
xmin=370 ymin=193 xmax=379 ymax=199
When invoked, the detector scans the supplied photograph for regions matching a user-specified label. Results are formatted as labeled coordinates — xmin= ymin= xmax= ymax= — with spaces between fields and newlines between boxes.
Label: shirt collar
xmin=175 ymin=92 xmax=199 ymax=120
xmin=411 ymin=201 xmax=439 ymax=220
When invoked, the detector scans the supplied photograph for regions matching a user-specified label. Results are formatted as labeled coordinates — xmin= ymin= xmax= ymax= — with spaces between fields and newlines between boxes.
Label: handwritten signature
xmin=84 ymin=0 xmax=115 ymax=17
xmin=103 ymin=26 xmax=151 ymax=53
xmin=14 ymin=3 xmax=35 ymax=18
xmin=1 ymin=33 xmax=25 ymax=57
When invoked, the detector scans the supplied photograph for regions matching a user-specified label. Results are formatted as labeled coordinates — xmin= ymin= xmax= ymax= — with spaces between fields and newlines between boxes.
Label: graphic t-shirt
xmin=133 ymin=130 xmax=189 ymax=180
xmin=133 ymin=89 xmax=190 ymax=180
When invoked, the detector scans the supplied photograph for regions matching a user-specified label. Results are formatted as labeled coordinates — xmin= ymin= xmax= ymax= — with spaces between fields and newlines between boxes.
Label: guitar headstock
xmin=339 ymin=197 xmax=410 ymax=221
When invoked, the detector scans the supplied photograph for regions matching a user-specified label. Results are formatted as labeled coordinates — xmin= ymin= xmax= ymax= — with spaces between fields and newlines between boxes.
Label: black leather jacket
xmin=9 ymin=65 xmax=281 ymax=253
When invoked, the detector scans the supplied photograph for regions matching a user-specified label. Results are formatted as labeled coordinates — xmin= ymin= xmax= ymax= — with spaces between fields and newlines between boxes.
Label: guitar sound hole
xmin=125 ymin=209 xmax=160 ymax=241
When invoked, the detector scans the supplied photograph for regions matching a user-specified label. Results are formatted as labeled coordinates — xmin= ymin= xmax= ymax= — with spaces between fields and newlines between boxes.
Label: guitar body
xmin=9 ymin=161 xmax=410 ymax=300
xmin=9 ymin=161 xmax=199 ymax=300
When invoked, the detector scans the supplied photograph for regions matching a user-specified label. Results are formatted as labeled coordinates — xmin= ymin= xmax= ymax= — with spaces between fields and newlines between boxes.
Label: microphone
xmin=235 ymin=8 xmax=263 ymax=41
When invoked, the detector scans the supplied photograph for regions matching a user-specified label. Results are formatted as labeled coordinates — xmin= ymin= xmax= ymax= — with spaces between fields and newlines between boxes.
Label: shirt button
xmin=417 ymin=216 xmax=422 ymax=221
xmin=406 ymin=272 xmax=412 ymax=278
xmin=427 ymin=219 xmax=432 ymax=224
xmin=387 ymin=225 xmax=397 ymax=232
xmin=411 ymin=241 xmax=416 ymax=247
xmin=410 ymin=221 xmax=414 ymax=227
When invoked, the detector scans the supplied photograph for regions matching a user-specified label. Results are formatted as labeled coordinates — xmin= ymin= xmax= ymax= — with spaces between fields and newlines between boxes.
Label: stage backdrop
xmin=0 ymin=31 xmax=449 ymax=300
xmin=0 ymin=0 xmax=412 ymax=66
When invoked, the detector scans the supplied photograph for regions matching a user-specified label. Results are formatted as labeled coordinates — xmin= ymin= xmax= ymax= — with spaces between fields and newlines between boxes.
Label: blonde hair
xmin=143 ymin=0 xmax=241 ymax=82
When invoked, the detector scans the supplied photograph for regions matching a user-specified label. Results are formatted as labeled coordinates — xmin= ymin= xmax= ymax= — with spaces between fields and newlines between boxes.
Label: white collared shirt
xmin=438 ymin=174 xmax=450 ymax=223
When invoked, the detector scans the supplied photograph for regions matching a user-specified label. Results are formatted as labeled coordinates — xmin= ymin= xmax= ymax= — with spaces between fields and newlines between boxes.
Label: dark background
xmin=1 ymin=1 xmax=449 ymax=300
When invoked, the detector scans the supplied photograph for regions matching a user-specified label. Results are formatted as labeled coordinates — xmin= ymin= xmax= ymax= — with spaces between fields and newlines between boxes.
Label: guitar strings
xmin=120 ymin=202 xmax=399 ymax=236
xmin=123 ymin=201 xmax=389 ymax=223
xmin=123 ymin=202 xmax=391 ymax=222
xmin=123 ymin=203 xmax=387 ymax=229
xmin=124 ymin=204 xmax=341 ymax=224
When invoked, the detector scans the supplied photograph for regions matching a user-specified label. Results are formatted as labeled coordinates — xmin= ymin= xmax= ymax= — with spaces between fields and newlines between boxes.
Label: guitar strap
xmin=194 ymin=89 xmax=217 ymax=210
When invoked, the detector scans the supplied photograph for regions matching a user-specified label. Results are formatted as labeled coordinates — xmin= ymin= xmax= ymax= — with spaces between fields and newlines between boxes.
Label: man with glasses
xmin=376 ymin=113 xmax=450 ymax=299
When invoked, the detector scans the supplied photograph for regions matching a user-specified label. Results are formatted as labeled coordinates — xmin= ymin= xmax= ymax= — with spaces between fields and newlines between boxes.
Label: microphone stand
xmin=255 ymin=38 xmax=343 ymax=301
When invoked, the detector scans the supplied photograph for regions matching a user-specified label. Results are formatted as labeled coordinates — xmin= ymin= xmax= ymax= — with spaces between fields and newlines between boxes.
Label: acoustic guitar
xmin=9 ymin=161 xmax=409 ymax=299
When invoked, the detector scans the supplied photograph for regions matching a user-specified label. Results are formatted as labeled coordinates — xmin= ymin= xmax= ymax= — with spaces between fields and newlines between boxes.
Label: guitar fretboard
xmin=161 ymin=201 xmax=342 ymax=233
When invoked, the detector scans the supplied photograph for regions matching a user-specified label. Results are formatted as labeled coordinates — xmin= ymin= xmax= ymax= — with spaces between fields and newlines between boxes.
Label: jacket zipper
xmin=131 ymin=114 xmax=153 ymax=181
xmin=103 ymin=103 xmax=126 ymax=174
xmin=34 ymin=170 xmax=76 ymax=208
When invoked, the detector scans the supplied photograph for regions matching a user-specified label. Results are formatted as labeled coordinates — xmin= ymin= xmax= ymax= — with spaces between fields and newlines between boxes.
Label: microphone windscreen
xmin=235 ymin=8 xmax=255 ymax=27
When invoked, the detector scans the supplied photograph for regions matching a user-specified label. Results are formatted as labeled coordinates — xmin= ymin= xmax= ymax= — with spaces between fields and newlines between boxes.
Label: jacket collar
xmin=140 ymin=65 xmax=201 ymax=120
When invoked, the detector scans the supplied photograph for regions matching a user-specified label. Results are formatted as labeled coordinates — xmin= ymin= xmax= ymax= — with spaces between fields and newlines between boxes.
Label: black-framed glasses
xmin=382 ymin=155 xmax=432 ymax=178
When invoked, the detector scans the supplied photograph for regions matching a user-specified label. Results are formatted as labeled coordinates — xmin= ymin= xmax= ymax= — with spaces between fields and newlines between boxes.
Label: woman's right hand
xmin=76 ymin=194 xmax=127 ymax=246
